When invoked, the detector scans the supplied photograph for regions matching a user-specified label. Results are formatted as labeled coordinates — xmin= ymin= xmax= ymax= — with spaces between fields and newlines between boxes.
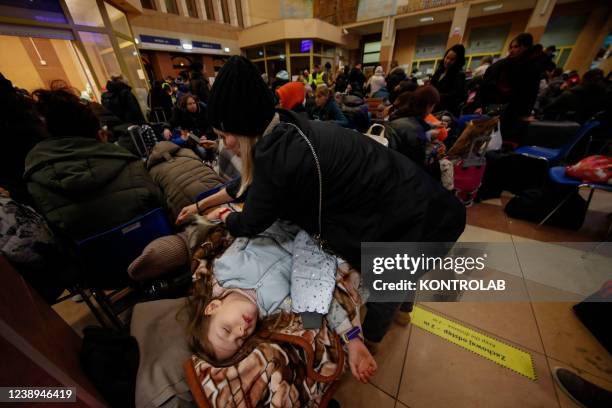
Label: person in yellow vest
xmin=308 ymin=65 xmax=326 ymax=87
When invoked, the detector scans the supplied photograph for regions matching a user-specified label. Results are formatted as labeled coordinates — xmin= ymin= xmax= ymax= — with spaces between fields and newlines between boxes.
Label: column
xmin=525 ymin=0 xmax=557 ymax=43
xmin=446 ymin=2 xmax=470 ymax=49
xmin=214 ymin=0 xmax=224 ymax=23
xmin=564 ymin=7 xmax=612 ymax=74
xmin=379 ymin=16 xmax=396 ymax=72
xmin=241 ymin=0 xmax=251 ymax=28
xmin=176 ymin=0 xmax=189 ymax=17
xmin=154 ymin=0 xmax=167 ymax=13
xmin=228 ymin=0 xmax=238 ymax=26
xmin=196 ymin=0 xmax=207 ymax=19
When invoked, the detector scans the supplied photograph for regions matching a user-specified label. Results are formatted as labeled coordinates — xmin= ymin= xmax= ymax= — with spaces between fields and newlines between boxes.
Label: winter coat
xmin=24 ymin=137 xmax=163 ymax=241
xmin=149 ymin=88 xmax=173 ymax=122
xmin=308 ymin=99 xmax=350 ymax=128
xmin=189 ymin=72 xmax=210 ymax=104
xmin=430 ymin=68 xmax=466 ymax=116
xmin=367 ymin=73 xmax=387 ymax=97
xmin=542 ymin=84 xmax=607 ymax=124
xmin=334 ymin=73 xmax=348 ymax=93
xmin=147 ymin=141 xmax=225 ymax=219
xmin=225 ymin=110 xmax=466 ymax=268
xmin=387 ymin=116 xmax=428 ymax=166
xmin=476 ymin=51 xmax=542 ymax=120
xmin=386 ymin=68 xmax=407 ymax=94
xmin=102 ymin=79 xmax=145 ymax=125
xmin=348 ymin=68 xmax=366 ymax=94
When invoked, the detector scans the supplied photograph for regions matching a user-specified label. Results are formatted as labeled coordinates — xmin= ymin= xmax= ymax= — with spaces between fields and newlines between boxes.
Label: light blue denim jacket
xmin=212 ymin=221 xmax=349 ymax=332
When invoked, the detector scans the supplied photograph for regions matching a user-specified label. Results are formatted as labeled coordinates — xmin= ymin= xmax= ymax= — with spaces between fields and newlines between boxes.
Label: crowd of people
xmin=0 ymin=30 xmax=611 ymax=407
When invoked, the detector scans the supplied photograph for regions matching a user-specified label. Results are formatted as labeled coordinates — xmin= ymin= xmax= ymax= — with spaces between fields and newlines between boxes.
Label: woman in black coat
xmin=430 ymin=44 xmax=467 ymax=116
xmin=162 ymin=94 xmax=213 ymax=140
xmin=148 ymin=80 xmax=173 ymax=121
xmin=175 ymin=56 xmax=466 ymax=346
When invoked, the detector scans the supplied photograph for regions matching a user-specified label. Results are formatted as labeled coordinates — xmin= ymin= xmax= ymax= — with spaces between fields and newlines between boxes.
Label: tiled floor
xmin=335 ymin=189 xmax=612 ymax=408
xmin=52 ymin=190 xmax=612 ymax=408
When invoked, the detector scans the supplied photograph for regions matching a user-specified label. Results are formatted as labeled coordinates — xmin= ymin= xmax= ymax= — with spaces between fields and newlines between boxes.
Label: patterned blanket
xmin=183 ymin=224 xmax=362 ymax=408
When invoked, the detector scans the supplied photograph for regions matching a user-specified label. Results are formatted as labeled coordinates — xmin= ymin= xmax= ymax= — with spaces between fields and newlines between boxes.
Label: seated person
xmin=275 ymin=81 xmax=307 ymax=115
xmin=308 ymin=84 xmax=350 ymax=128
xmin=24 ymin=88 xmax=163 ymax=242
xmin=163 ymin=94 xmax=215 ymax=160
xmin=163 ymin=94 xmax=212 ymax=142
xmin=541 ymin=68 xmax=607 ymax=123
xmin=187 ymin=221 xmax=377 ymax=384
xmin=387 ymin=86 xmax=445 ymax=168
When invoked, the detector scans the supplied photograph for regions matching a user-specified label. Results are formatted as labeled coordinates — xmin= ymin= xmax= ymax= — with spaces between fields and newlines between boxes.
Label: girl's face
xmin=508 ymin=41 xmax=526 ymax=58
xmin=444 ymin=51 xmax=457 ymax=70
xmin=315 ymin=92 xmax=328 ymax=107
xmin=204 ymin=291 xmax=259 ymax=360
xmin=186 ymin=97 xmax=198 ymax=113
xmin=214 ymin=129 xmax=241 ymax=156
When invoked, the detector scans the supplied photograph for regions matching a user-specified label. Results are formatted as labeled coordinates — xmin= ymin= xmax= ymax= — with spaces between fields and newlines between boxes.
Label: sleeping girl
xmin=186 ymin=220 xmax=377 ymax=384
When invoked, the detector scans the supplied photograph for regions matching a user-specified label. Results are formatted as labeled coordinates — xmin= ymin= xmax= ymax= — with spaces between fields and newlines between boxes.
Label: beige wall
xmin=130 ymin=9 xmax=241 ymax=41
xmin=0 ymin=35 xmax=92 ymax=94
xmin=0 ymin=35 xmax=45 ymax=91
xmin=393 ymin=22 xmax=451 ymax=67
xmin=463 ymin=9 xmax=532 ymax=53
xmin=238 ymin=18 xmax=358 ymax=49
xmin=247 ymin=0 xmax=281 ymax=25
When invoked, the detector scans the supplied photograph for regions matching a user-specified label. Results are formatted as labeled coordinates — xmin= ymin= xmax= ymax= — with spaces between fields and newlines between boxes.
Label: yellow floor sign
xmin=410 ymin=306 xmax=537 ymax=381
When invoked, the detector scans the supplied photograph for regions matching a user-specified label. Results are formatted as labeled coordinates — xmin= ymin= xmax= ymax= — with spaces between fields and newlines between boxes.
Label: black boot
xmin=553 ymin=367 xmax=612 ymax=408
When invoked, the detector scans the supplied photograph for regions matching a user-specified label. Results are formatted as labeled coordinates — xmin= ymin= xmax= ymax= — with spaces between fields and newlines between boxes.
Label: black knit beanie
xmin=207 ymin=55 xmax=276 ymax=137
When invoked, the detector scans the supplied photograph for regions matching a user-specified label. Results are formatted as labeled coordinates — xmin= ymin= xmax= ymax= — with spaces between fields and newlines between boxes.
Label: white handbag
xmin=487 ymin=120 xmax=503 ymax=151
xmin=364 ymin=123 xmax=389 ymax=147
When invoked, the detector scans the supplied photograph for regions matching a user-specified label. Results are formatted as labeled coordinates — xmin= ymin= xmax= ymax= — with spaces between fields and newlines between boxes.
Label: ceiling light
xmin=483 ymin=4 xmax=503 ymax=12
xmin=182 ymin=43 xmax=193 ymax=50
xmin=134 ymin=38 xmax=140 ymax=44
xmin=420 ymin=16 xmax=434 ymax=22
xmin=224 ymin=47 xmax=230 ymax=53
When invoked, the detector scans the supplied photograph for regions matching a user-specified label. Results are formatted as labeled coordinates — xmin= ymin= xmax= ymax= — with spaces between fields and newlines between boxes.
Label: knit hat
xmin=208 ymin=55 xmax=275 ymax=136
xmin=276 ymin=82 xmax=305 ymax=110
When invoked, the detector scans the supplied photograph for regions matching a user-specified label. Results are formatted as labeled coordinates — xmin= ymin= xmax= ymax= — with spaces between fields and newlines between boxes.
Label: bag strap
xmin=285 ymin=123 xmax=324 ymax=246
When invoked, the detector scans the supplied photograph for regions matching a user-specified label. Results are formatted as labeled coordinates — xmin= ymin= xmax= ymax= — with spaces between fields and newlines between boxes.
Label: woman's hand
xmin=175 ymin=203 xmax=198 ymax=225
xmin=206 ymin=207 xmax=232 ymax=223
xmin=200 ymin=137 xmax=217 ymax=150
xmin=163 ymin=128 xmax=172 ymax=140
xmin=347 ymin=339 xmax=378 ymax=384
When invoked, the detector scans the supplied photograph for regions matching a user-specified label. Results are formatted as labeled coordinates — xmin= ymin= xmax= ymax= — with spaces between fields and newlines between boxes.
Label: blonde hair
xmin=315 ymin=84 xmax=330 ymax=98
xmin=236 ymin=135 xmax=260 ymax=197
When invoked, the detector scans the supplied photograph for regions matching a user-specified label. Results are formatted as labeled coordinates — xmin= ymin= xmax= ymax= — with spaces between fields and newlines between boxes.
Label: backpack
xmin=504 ymin=185 xmax=588 ymax=229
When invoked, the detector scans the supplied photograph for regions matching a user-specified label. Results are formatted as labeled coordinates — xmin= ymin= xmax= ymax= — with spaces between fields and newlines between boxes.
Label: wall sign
xmin=192 ymin=41 xmax=221 ymax=50
xmin=139 ymin=34 xmax=181 ymax=46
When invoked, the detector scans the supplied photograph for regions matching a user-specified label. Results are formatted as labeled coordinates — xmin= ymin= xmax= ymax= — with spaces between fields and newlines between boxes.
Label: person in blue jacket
xmin=308 ymin=84 xmax=349 ymax=128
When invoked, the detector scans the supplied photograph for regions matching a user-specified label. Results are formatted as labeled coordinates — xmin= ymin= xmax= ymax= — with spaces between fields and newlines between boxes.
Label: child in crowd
xmin=187 ymin=221 xmax=377 ymax=384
